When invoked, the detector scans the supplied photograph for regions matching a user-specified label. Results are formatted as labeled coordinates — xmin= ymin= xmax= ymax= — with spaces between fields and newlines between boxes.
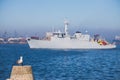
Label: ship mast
xmin=64 ymin=19 xmax=69 ymax=36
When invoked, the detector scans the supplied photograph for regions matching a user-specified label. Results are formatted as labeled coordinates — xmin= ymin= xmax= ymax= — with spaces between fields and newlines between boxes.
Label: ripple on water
xmin=0 ymin=44 xmax=120 ymax=80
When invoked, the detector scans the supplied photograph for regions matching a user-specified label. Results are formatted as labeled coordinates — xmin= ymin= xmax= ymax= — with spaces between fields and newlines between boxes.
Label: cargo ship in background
xmin=0 ymin=31 xmax=27 ymax=44
xmin=8 ymin=37 xmax=27 ymax=44
xmin=27 ymin=20 xmax=116 ymax=49
xmin=0 ymin=37 xmax=27 ymax=44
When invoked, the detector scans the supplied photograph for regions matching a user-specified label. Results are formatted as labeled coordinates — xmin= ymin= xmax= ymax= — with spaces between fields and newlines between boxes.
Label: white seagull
xmin=17 ymin=56 xmax=23 ymax=65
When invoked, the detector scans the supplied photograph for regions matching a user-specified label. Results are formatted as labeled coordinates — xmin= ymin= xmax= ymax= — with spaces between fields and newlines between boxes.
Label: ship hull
xmin=27 ymin=39 xmax=116 ymax=49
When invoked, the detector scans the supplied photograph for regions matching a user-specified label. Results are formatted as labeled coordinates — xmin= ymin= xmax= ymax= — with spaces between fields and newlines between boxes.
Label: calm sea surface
xmin=0 ymin=44 xmax=120 ymax=80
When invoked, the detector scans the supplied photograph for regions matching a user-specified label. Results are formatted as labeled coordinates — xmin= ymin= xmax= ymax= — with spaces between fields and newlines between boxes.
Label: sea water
xmin=0 ymin=44 xmax=120 ymax=80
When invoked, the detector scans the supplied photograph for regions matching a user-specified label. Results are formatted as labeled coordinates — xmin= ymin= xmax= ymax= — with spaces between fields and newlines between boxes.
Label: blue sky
xmin=0 ymin=0 xmax=120 ymax=39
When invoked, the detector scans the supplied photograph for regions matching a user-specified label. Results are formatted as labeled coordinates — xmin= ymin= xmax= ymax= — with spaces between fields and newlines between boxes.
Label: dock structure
xmin=9 ymin=65 xmax=34 ymax=80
